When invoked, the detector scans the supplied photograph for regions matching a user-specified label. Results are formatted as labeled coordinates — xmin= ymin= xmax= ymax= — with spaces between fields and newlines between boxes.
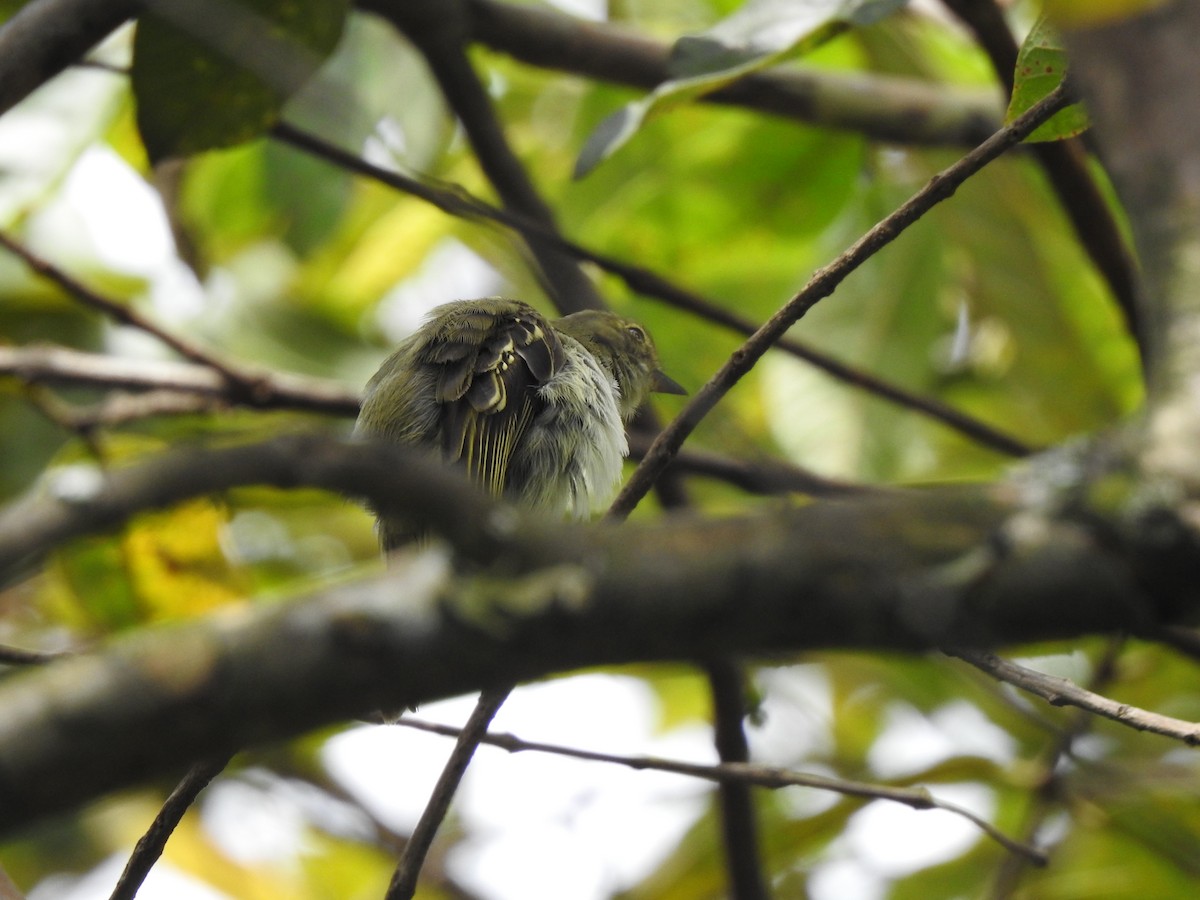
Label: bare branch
xmin=609 ymin=84 xmax=1071 ymax=517
xmin=0 ymin=0 xmax=136 ymax=118
xmin=108 ymin=755 xmax=233 ymax=900
xmin=386 ymin=687 xmax=510 ymax=900
xmin=947 ymin=648 xmax=1200 ymax=746
xmin=393 ymin=715 xmax=1045 ymax=863
xmin=703 ymin=659 xmax=768 ymax=899
xmin=984 ymin=637 xmax=1125 ymax=898
xmin=0 ymin=645 xmax=64 ymax=666
xmin=363 ymin=0 xmax=602 ymax=313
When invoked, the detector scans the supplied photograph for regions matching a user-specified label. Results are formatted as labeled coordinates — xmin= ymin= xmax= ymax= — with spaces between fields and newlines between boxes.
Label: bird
xmin=356 ymin=297 xmax=685 ymax=549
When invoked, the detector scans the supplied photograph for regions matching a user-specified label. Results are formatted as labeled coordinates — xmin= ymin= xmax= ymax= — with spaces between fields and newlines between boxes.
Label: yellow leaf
xmin=123 ymin=500 xmax=246 ymax=619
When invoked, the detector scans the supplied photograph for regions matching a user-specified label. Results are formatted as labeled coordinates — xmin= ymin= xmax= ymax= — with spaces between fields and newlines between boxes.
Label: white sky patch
xmin=61 ymin=147 xmax=174 ymax=274
xmin=845 ymin=783 xmax=994 ymax=876
xmin=373 ymin=238 xmax=504 ymax=342
xmin=324 ymin=674 xmax=712 ymax=899
xmin=868 ymin=700 xmax=1017 ymax=779
xmin=545 ymin=0 xmax=606 ymax=21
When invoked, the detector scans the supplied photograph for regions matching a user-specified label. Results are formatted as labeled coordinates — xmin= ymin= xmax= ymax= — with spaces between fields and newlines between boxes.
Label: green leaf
xmin=132 ymin=0 xmax=349 ymax=162
xmin=1006 ymin=17 xmax=1090 ymax=143
xmin=574 ymin=0 xmax=907 ymax=177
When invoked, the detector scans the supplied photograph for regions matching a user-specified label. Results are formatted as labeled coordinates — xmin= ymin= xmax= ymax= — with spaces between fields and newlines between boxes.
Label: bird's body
xmin=356 ymin=298 xmax=682 ymax=548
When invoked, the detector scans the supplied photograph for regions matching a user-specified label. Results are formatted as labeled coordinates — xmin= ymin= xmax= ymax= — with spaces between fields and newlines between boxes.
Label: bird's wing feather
xmin=416 ymin=300 xmax=564 ymax=498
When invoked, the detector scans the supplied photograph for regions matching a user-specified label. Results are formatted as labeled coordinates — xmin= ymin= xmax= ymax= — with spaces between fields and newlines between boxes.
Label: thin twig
xmin=385 ymin=687 xmax=511 ymax=900
xmin=108 ymin=754 xmax=233 ymax=900
xmin=608 ymin=84 xmax=1072 ymax=519
xmin=394 ymin=715 xmax=1046 ymax=863
xmin=982 ymin=637 xmax=1124 ymax=899
xmin=947 ymin=647 xmax=1200 ymax=746
xmin=4 ymin=345 xmax=852 ymax=497
xmin=270 ymin=123 xmax=1031 ymax=458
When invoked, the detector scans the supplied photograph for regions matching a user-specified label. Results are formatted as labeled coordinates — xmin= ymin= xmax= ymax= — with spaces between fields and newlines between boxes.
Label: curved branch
xmin=393 ymin=715 xmax=1045 ymax=862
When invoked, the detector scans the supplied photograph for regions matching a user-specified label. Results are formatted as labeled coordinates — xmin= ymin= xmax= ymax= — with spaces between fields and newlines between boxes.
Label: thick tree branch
xmin=0 ymin=432 xmax=1185 ymax=834
xmin=0 ymin=0 xmax=1001 ymax=151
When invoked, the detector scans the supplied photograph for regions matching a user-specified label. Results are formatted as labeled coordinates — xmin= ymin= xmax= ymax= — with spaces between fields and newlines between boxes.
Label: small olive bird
xmin=356 ymin=297 xmax=685 ymax=549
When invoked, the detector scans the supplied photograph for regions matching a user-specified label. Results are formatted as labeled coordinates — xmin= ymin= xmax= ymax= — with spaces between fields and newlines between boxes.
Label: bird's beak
xmin=652 ymin=369 xmax=688 ymax=395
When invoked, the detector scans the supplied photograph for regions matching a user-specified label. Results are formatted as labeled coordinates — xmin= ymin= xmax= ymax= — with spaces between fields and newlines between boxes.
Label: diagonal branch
xmin=107 ymin=755 xmax=233 ymax=900
xmin=608 ymin=85 xmax=1071 ymax=518
xmin=363 ymin=0 xmax=602 ymax=313
xmin=385 ymin=687 xmax=510 ymax=900
xmin=947 ymin=648 xmax=1200 ymax=745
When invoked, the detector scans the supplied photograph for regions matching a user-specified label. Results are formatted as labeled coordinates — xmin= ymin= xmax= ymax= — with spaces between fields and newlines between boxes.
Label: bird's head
xmin=554 ymin=310 xmax=686 ymax=421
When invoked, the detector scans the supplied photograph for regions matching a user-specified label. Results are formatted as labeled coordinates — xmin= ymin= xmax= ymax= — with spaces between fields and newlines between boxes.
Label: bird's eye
xmin=627 ymin=325 xmax=646 ymax=343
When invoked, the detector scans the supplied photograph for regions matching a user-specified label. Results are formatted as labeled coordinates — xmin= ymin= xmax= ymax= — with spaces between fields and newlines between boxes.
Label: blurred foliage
xmin=0 ymin=0 xmax=1188 ymax=899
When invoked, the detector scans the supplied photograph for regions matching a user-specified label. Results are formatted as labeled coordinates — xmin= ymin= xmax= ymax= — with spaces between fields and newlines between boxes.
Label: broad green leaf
xmin=1006 ymin=17 xmax=1090 ymax=142
xmin=132 ymin=0 xmax=349 ymax=162
xmin=574 ymin=0 xmax=907 ymax=177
